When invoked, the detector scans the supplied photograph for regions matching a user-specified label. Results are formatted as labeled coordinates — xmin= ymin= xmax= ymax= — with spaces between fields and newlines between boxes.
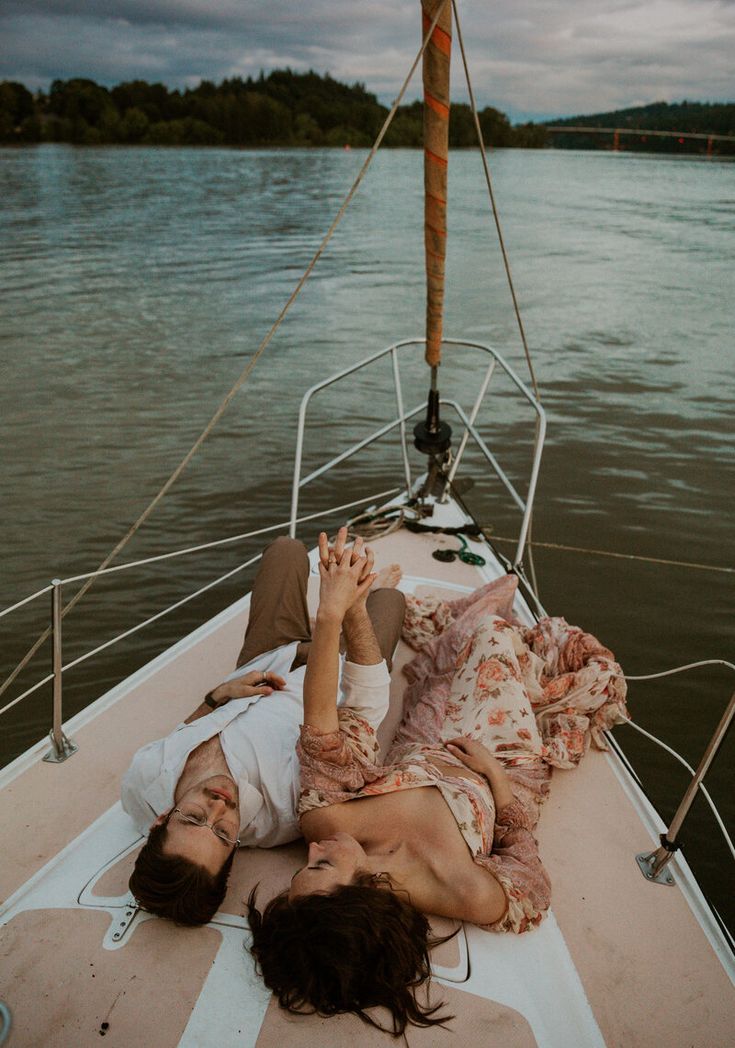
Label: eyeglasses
xmin=169 ymin=805 xmax=241 ymax=848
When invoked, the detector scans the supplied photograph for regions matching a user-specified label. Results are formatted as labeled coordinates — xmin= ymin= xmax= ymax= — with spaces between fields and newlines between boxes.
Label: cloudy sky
xmin=2 ymin=0 xmax=734 ymax=121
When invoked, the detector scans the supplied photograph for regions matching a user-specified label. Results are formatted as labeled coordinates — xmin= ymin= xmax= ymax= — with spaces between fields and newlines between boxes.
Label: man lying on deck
xmin=121 ymin=531 xmax=404 ymax=925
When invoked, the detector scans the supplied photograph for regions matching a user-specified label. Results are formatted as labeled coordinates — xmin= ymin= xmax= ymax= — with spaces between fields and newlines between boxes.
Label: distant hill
xmin=544 ymin=100 xmax=735 ymax=154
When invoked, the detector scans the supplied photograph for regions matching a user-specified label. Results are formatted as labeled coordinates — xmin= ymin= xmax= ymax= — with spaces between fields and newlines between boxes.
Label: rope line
xmin=55 ymin=487 xmax=402 ymax=586
xmin=61 ymin=555 xmax=263 ymax=675
xmin=485 ymin=533 xmax=733 ymax=575
xmin=0 ymin=673 xmax=54 ymax=720
xmin=0 ymin=6 xmax=450 ymax=703
xmin=0 ymin=630 xmax=49 ymax=704
xmin=622 ymin=659 xmax=735 ymax=679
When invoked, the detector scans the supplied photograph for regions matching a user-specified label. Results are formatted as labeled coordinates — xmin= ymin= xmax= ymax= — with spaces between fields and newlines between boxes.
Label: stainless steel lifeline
xmin=0 ymin=490 xmax=402 ymax=756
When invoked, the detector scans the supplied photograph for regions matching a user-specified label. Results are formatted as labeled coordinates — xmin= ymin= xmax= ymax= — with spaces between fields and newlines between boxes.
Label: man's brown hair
xmin=129 ymin=822 xmax=235 ymax=926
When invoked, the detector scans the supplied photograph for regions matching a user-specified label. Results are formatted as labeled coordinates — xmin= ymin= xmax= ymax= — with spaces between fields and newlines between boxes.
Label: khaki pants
xmin=236 ymin=536 xmax=405 ymax=670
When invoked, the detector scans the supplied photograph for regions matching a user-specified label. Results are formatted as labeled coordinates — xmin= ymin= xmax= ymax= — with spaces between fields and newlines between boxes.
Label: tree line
xmin=0 ymin=71 xmax=545 ymax=148
xmin=1 ymin=73 xmax=732 ymax=153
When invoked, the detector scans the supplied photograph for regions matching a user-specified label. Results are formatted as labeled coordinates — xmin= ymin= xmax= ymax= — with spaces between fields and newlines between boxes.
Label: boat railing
xmin=1 ymin=336 xmax=733 ymax=918
xmin=289 ymin=337 xmax=546 ymax=570
xmin=0 ymin=489 xmax=402 ymax=763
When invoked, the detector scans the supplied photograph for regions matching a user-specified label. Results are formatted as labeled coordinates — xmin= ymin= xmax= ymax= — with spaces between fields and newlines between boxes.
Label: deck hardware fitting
xmin=635 ymin=851 xmax=676 ymax=886
xmin=109 ymin=903 xmax=141 ymax=944
xmin=42 ymin=727 xmax=78 ymax=764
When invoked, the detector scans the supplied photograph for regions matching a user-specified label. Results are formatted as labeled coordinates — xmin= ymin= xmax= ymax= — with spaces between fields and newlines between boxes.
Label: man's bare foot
xmin=372 ymin=564 xmax=402 ymax=590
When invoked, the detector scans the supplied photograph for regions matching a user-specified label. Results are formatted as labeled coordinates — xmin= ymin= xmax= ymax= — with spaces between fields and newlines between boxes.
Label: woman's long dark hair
xmin=247 ymin=875 xmax=454 ymax=1037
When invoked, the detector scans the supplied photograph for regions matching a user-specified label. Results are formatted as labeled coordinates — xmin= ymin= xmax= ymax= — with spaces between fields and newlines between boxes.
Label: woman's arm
xmin=302 ymin=611 xmax=343 ymax=733
xmin=445 ymin=736 xmax=551 ymax=932
xmin=445 ymin=737 xmax=516 ymax=809
xmin=302 ymin=530 xmax=375 ymax=734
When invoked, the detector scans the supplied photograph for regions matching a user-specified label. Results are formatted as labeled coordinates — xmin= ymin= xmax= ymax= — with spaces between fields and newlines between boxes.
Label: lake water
xmin=1 ymin=144 xmax=733 ymax=929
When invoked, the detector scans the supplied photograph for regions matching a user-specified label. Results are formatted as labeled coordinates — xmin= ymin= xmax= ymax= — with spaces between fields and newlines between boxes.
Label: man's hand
xmin=185 ymin=670 xmax=286 ymax=723
xmin=207 ymin=670 xmax=286 ymax=709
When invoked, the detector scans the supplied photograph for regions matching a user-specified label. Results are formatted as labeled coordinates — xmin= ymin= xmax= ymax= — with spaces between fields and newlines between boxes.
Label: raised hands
xmin=316 ymin=527 xmax=376 ymax=625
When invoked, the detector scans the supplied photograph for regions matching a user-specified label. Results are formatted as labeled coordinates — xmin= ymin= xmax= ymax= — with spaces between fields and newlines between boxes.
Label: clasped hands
xmin=316 ymin=526 xmax=376 ymax=625
xmin=205 ymin=527 xmax=371 ymax=710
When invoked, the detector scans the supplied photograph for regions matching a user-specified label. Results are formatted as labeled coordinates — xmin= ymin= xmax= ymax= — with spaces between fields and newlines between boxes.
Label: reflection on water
xmin=1 ymin=145 xmax=733 ymax=928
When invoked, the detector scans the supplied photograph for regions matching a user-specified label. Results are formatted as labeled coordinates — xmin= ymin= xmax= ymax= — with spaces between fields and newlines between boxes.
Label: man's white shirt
xmin=121 ymin=641 xmax=390 ymax=847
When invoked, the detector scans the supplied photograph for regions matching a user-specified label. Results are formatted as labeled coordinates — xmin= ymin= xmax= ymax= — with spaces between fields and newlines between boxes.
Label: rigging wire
xmin=0 ymin=5 xmax=451 ymax=704
xmin=451 ymin=0 xmax=541 ymax=595
xmin=486 ymin=533 xmax=734 ymax=575
xmin=345 ymin=507 xmax=732 ymax=576
xmin=451 ymin=0 xmax=539 ymax=402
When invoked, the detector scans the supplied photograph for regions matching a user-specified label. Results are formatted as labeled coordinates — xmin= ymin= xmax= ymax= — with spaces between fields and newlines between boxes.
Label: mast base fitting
xmin=413 ymin=419 xmax=452 ymax=455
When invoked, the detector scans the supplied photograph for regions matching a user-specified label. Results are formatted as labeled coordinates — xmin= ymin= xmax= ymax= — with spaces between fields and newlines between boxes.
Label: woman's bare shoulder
xmin=455 ymin=863 xmax=508 ymax=924
xmin=403 ymin=859 xmax=507 ymax=925
xmin=401 ymin=810 xmax=509 ymax=925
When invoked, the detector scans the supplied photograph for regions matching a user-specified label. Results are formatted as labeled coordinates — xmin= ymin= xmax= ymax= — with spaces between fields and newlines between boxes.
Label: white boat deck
xmin=1 ymin=502 xmax=733 ymax=1047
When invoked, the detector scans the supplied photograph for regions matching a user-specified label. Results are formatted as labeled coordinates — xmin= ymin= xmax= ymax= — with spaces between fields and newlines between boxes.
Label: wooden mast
xmin=422 ymin=0 xmax=452 ymax=368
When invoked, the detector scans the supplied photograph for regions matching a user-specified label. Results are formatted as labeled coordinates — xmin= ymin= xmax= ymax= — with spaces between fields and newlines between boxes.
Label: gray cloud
xmin=1 ymin=1 xmax=733 ymax=121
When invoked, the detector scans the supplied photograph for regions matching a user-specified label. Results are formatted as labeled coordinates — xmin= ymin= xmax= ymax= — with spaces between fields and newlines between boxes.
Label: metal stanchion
xmin=636 ymin=688 xmax=735 ymax=885
xmin=43 ymin=579 xmax=77 ymax=763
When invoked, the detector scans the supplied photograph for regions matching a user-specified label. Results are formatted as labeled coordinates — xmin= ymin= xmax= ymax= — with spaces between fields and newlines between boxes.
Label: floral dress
xmin=298 ymin=580 xmax=629 ymax=935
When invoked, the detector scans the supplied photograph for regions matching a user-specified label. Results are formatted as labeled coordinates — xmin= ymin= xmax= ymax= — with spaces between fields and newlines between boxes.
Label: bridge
xmin=545 ymin=125 xmax=735 ymax=155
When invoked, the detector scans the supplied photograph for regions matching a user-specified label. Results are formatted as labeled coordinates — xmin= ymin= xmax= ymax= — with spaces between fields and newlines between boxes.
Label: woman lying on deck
xmin=248 ymin=529 xmax=627 ymax=1036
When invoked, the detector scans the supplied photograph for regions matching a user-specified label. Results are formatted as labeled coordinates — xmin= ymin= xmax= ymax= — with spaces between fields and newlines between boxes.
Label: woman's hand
xmin=445 ymin=736 xmax=516 ymax=809
xmin=208 ymin=670 xmax=286 ymax=708
xmin=445 ymin=736 xmax=499 ymax=775
xmin=316 ymin=529 xmax=375 ymax=624
xmin=318 ymin=527 xmax=375 ymax=584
